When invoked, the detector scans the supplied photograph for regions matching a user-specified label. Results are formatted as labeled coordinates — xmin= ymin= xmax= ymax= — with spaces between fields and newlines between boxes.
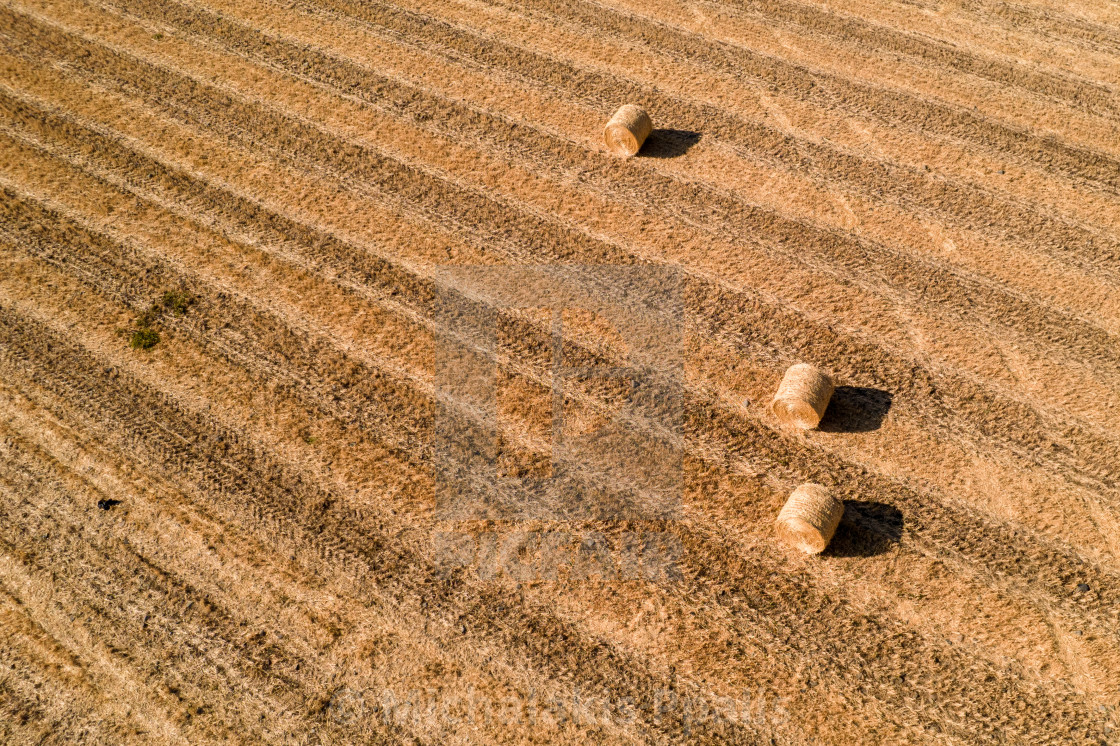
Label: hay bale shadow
xmin=826 ymin=500 xmax=903 ymax=557
xmin=818 ymin=386 xmax=893 ymax=432
xmin=639 ymin=129 xmax=701 ymax=158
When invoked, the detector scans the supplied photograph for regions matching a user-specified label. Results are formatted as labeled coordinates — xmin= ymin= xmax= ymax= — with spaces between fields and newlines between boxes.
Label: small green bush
xmin=129 ymin=328 xmax=161 ymax=350
xmin=161 ymin=289 xmax=195 ymax=316
xmin=126 ymin=289 xmax=194 ymax=350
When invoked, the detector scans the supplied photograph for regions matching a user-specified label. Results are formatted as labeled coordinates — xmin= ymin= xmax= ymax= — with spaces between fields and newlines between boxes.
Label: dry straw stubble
xmin=604 ymin=105 xmax=653 ymax=157
xmin=771 ymin=363 xmax=835 ymax=429
xmin=776 ymin=484 xmax=845 ymax=554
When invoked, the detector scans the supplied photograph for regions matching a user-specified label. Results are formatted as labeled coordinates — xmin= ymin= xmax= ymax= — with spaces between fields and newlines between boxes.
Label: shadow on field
xmin=640 ymin=129 xmax=701 ymax=158
xmin=819 ymin=386 xmax=893 ymax=432
xmin=827 ymin=500 xmax=904 ymax=558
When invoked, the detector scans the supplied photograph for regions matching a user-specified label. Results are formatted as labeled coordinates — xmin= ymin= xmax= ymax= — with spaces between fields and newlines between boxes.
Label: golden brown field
xmin=1 ymin=0 xmax=1119 ymax=742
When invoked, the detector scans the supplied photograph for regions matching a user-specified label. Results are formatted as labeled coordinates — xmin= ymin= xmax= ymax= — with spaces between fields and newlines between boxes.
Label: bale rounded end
xmin=776 ymin=516 xmax=831 ymax=554
xmin=604 ymin=124 xmax=640 ymax=156
xmin=604 ymin=105 xmax=653 ymax=157
xmin=770 ymin=363 xmax=834 ymax=429
xmin=776 ymin=484 xmax=844 ymax=555
xmin=770 ymin=397 xmax=822 ymax=430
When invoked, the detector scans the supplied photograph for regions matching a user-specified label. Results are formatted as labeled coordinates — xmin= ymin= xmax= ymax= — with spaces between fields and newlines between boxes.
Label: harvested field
xmin=0 ymin=0 xmax=1119 ymax=742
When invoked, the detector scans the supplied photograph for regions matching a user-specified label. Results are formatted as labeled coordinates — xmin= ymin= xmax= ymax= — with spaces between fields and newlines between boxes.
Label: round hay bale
xmin=604 ymin=105 xmax=653 ymax=157
xmin=771 ymin=363 xmax=834 ymax=429
xmin=776 ymin=484 xmax=844 ymax=554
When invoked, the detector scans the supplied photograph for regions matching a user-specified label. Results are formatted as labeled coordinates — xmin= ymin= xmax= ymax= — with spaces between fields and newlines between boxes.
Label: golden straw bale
xmin=771 ymin=363 xmax=834 ymax=429
xmin=775 ymin=484 xmax=844 ymax=554
xmin=604 ymin=105 xmax=653 ymax=157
